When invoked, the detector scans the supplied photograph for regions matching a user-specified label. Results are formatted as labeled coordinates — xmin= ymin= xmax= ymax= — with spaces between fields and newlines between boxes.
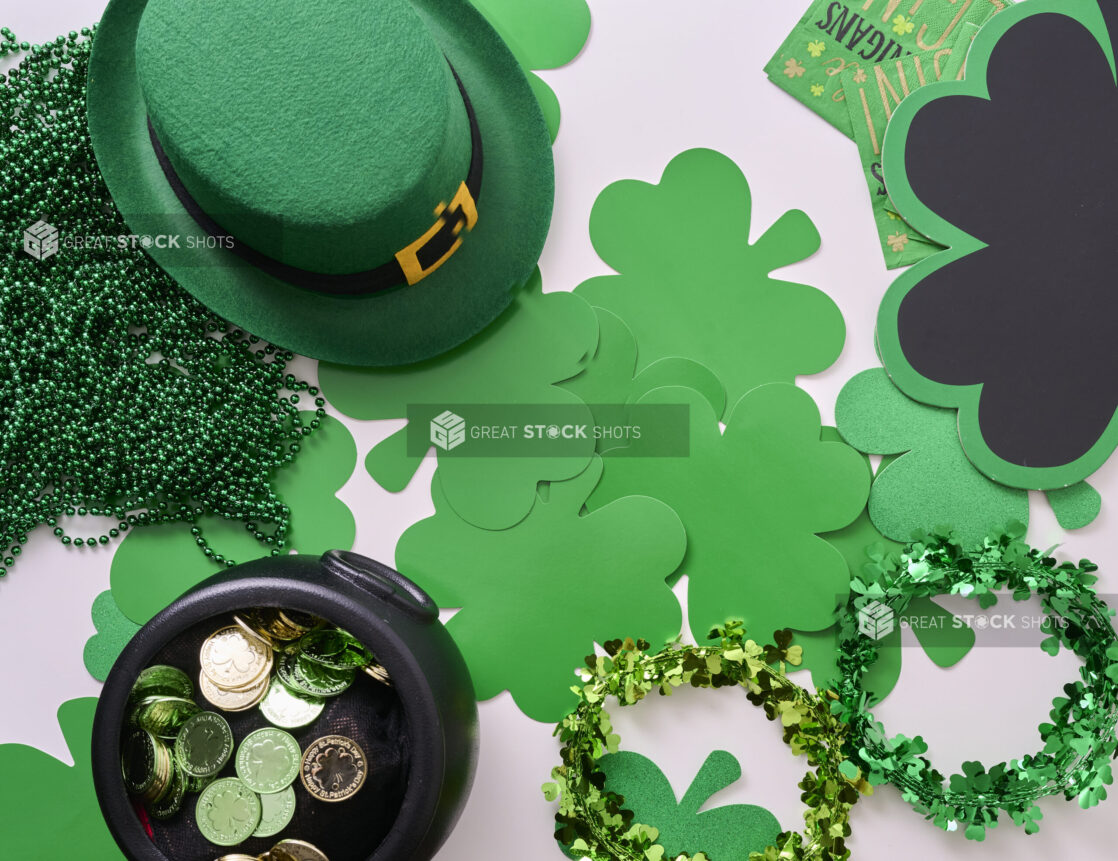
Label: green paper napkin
xmin=764 ymin=0 xmax=1011 ymax=136
xmin=841 ymin=31 xmax=972 ymax=267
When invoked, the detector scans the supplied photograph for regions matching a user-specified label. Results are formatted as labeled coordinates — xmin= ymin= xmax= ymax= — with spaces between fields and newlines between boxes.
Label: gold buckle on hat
xmin=395 ymin=182 xmax=479 ymax=286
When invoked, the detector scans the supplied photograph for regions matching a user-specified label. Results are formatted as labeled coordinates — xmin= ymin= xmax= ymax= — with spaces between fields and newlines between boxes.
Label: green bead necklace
xmin=0 ymin=26 xmax=320 ymax=576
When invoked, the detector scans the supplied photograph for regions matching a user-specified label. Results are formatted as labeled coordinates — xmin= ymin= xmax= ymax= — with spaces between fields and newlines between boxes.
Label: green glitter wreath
xmin=0 ymin=27 xmax=323 ymax=574
xmin=544 ymin=623 xmax=868 ymax=861
xmin=832 ymin=524 xmax=1118 ymax=841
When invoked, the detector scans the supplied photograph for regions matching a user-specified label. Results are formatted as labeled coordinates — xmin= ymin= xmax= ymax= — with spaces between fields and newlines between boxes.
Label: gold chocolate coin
xmin=200 ymin=625 xmax=273 ymax=691
xmin=269 ymin=839 xmax=330 ymax=861
xmin=199 ymin=669 xmax=270 ymax=712
xmin=299 ymin=735 xmax=367 ymax=802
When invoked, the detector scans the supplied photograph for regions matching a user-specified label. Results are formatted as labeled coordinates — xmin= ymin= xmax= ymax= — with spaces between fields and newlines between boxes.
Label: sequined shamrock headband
xmin=833 ymin=527 xmax=1118 ymax=840
xmin=545 ymin=623 xmax=867 ymax=861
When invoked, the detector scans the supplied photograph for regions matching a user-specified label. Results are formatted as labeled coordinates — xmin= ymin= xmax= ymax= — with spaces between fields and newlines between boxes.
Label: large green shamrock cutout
xmin=84 ymin=590 xmax=141 ymax=682
xmin=591 ymin=384 xmax=869 ymax=643
xmin=320 ymin=270 xmax=598 ymax=531
xmin=561 ymin=307 xmax=726 ymax=449
xmin=593 ymin=750 xmax=781 ymax=860
xmin=469 ymin=0 xmax=591 ymax=141
xmin=108 ymin=412 xmax=357 ymax=626
xmin=396 ymin=456 xmax=685 ymax=722
xmin=575 ymin=149 xmax=845 ymax=416
xmin=0 ymin=699 xmax=120 ymax=859
xmin=836 ymin=368 xmax=1100 ymax=545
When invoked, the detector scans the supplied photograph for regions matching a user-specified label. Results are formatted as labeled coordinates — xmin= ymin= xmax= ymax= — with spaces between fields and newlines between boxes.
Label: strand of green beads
xmin=0 ymin=27 xmax=325 ymax=577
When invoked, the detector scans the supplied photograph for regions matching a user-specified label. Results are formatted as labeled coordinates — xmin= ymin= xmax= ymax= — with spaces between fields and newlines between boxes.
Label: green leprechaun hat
xmin=87 ymin=0 xmax=554 ymax=366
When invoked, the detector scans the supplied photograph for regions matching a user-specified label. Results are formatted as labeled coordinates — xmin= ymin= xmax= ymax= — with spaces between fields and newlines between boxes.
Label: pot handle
xmin=320 ymin=550 xmax=440 ymax=624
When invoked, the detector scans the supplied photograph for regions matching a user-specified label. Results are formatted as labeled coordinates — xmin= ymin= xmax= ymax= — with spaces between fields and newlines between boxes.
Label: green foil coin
xmin=137 ymin=696 xmax=202 ymax=739
xmin=298 ymin=628 xmax=375 ymax=670
xmin=259 ymin=676 xmax=325 ymax=729
xmin=121 ymin=729 xmax=158 ymax=795
xmin=175 ymin=711 xmax=234 ymax=778
xmin=252 ymin=784 xmax=296 ymax=838
xmin=195 ymin=777 xmax=262 ymax=846
xmin=277 ymin=650 xmax=354 ymax=698
xmin=149 ymin=765 xmax=186 ymax=820
xmin=186 ymin=773 xmax=215 ymax=794
xmin=235 ymin=727 xmax=301 ymax=794
xmin=129 ymin=665 xmax=194 ymax=704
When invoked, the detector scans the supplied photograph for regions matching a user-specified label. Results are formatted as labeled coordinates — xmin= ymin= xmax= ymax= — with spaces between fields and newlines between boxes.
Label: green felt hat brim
xmin=87 ymin=0 xmax=554 ymax=366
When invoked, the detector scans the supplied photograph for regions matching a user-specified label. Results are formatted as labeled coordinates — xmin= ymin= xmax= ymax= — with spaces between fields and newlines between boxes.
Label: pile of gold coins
xmin=121 ymin=608 xmax=390 ymax=860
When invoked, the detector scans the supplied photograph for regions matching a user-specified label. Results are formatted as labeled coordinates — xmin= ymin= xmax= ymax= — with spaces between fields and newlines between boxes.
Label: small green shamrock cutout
xmin=320 ymin=270 xmax=598 ymax=530
xmin=591 ymin=383 xmax=869 ymax=642
xmin=109 ymin=412 xmax=357 ymax=625
xmin=561 ymin=306 xmax=727 ymax=449
xmin=469 ymin=0 xmax=591 ymax=140
xmin=395 ymin=455 xmax=685 ymax=722
xmin=83 ymin=590 xmax=141 ymax=682
xmin=0 ymin=699 xmax=120 ymax=859
xmin=594 ymin=750 xmax=781 ymax=860
xmin=576 ymin=149 xmax=845 ymax=416
xmin=836 ymin=368 xmax=1099 ymax=545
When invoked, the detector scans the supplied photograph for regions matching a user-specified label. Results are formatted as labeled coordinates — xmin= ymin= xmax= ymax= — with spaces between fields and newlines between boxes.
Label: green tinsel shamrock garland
xmin=0 ymin=27 xmax=322 ymax=575
xmin=544 ymin=623 xmax=868 ymax=861
xmin=833 ymin=525 xmax=1118 ymax=841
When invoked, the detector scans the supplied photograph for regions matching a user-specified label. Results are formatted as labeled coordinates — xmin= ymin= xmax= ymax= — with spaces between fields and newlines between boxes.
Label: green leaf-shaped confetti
xmin=320 ymin=270 xmax=598 ymax=531
xmin=110 ymin=412 xmax=357 ymax=625
xmin=396 ymin=456 xmax=685 ymax=722
xmin=576 ymin=149 xmax=844 ymax=416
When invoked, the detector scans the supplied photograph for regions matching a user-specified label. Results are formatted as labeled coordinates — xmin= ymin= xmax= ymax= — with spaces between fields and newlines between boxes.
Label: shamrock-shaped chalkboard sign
xmin=877 ymin=0 xmax=1118 ymax=489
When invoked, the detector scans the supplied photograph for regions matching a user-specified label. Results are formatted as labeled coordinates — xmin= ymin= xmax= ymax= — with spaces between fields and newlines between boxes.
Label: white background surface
xmin=1 ymin=1 xmax=1117 ymax=859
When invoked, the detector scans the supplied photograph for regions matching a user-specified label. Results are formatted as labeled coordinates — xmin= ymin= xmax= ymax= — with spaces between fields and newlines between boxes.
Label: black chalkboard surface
xmin=877 ymin=3 xmax=1118 ymax=488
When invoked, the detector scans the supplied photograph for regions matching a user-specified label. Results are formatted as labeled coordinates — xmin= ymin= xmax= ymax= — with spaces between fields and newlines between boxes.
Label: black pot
xmin=92 ymin=550 xmax=479 ymax=861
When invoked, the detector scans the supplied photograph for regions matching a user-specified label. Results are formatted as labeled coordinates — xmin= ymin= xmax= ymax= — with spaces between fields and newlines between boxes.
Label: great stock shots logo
xmin=430 ymin=411 xmax=467 ymax=452
xmin=411 ymin=404 xmax=691 ymax=458
xmin=858 ymin=600 xmax=895 ymax=640
xmin=23 ymin=220 xmax=59 ymax=260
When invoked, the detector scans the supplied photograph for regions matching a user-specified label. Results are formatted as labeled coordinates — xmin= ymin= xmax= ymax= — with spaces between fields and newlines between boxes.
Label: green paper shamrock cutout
xmin=110 ymin=412 xmax=357 ymax=625
xmin=84 ymin=590 xmax=141 ymax=682
xmin=0 ymin=699 xmax=120 ymax=859
xmin=590 ymin=383 xmax=869 ymax=643
xmin=469 ymin=0 xmax=591 ymax=140
xmin=594 ymin=750 xmax=781 ymax=860
xmin=822 ymin=424 xmax=976 ymax=675
xmin=576 ymin=149 xmax=845 ymax=416
xmin=794 ymin=457 xmax=976 ymax=704
xmin=561 ymin=307 xmax=727 ymax=449
xmin=835 ymin=368 xmax=1099 ymax=545
xmin=395 ymin=456 xmax=685 ymax=722
xmin=320 ymin=270 xmax=599 ymax=530
xmin=1046 ymin=482 xmax=1103 ymax=530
